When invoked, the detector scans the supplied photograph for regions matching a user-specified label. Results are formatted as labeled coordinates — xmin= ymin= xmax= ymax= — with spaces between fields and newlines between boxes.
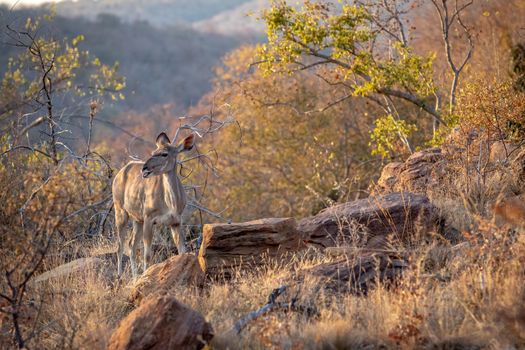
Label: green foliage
xmin=254 ymin=0 xmax=441 ymax=159
xmin=426 ymin=113 xmax=460 ymax=148
xmin=369 ymin=114 xmax=417 ymax=159
xmin=259 ymin=1 xmax=435 ymax=100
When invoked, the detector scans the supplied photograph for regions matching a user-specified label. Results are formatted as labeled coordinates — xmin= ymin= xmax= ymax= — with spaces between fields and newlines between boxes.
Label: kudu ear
xmin=156 ymin=132 xmax=171 ymax=147
xmin=177 ymin=134 xmax=195 ymax=152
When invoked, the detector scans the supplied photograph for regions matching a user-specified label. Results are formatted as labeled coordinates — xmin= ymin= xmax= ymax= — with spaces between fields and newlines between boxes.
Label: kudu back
xmin=112 ymin=132 xmax=195 ymax=277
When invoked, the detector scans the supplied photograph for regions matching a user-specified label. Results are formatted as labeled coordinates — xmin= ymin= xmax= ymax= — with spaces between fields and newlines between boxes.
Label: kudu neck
xmin=161 ymin=166 xmax=185 ymax=212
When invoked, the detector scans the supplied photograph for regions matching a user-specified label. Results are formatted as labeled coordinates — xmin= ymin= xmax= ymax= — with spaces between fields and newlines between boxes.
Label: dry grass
xmin=4 ymin=129 xmax=525 ymax=349
xmin=26 ymin=222 xmax=524 ymax=349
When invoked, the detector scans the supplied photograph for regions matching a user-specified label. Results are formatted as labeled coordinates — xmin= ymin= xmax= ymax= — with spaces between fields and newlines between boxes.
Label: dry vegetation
xmin=3 ymin=122 xmax=525 ymax=348
xmin=2 ymin=0 xmax=525 ymax=349
xmin=23 ymin=210 xmax=525 ymax=349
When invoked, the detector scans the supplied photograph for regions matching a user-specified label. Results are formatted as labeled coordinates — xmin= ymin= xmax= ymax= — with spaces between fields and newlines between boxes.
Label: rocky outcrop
xmin=298 ymin=192 xmax=439 ymax=248
xmin=377 ymin=162 xmax=404 ymax=193
xmin=130 ymin=254 xmax=205 ymax=306
xmin=198 ymin=218 xmax=305 ymax=278
xmin=376 ymin=148 xmax=443 ymax=194
xmin=295 ymin=252 xmax=408 ymax=295
xmin=378 ymin=144 xmax=525 ymax=196
xmin=107 ymin=295 xmax=213 ymax=350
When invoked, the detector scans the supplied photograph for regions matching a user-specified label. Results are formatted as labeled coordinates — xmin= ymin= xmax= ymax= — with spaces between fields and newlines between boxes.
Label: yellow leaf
xmin=72 ymin=35 xmax=85 ymax=46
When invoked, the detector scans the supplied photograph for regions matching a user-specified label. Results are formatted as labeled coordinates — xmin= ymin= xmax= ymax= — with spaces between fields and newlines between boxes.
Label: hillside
xmin=54 ymin=0 xmax=252 ymax=27
xmin=192 ymin=0 xmax=267 ymax=38
xmin=0 ymin=5 xmax=246 ymax=112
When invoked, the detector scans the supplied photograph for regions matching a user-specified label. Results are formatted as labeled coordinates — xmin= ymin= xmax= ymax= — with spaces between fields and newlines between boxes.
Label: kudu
xmin=112 ymin=132 xmax=195 ymax=277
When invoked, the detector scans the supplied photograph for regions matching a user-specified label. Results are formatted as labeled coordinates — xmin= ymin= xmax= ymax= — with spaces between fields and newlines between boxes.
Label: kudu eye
xmin=160 ymin=153 xmax=168 ymax=157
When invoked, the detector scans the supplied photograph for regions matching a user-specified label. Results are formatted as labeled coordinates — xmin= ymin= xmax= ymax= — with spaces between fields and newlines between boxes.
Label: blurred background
xmin=0 ymin=0 xmax=265 ymax=113
xmin=1 ymin=0 xmax=524 ymax=220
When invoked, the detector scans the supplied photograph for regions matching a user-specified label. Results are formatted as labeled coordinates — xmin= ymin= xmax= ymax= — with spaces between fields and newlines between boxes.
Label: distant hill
xmin=53 ymin=0 xmax=253 ymax=27
xmin=0 ymin=4 xmax=250 ymax=112
xmin=192 ymin=0 xmax=267 ymax=38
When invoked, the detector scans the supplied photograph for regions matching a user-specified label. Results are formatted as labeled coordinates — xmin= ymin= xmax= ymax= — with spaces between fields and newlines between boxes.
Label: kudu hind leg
xmin=115 ymin=208 xmax=128 ymax=277
xmin=129 ymin=221 xmax=143 ymax=278
xmin=170 ymin=222 xmax=187 ymax=254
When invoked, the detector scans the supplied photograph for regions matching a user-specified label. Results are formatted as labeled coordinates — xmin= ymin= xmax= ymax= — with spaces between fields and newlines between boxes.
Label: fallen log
xmin=228 ymin=285 xmax=318 ymax=335
xmin=33 ymin=257 xmax=106 ymax=284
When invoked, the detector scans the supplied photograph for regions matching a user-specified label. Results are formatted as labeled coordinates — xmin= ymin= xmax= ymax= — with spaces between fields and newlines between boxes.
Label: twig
xmin=230 ymin=285 xmax=318 ymax=335
xmin=231 ymin=285 xmax=288 ymax=334
xmin=85 ymin=100 xmax=97 ymax=157
xmin=64 ymin=195 xmax=112 ymax=221
xmin=97 ymin=201 xmax=114 ymax=236
xmin=1 ymin=145 xmax=54 ymax=159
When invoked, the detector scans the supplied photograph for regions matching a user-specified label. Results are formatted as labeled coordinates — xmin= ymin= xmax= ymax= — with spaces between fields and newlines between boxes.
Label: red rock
xmin=298 ymin=192 xmax=439 ymax=248
xmin=296 ymin=252 xmax=408 ymax=295
xmin=377 ymin=148 xmax=443 ymax=194
xmin=198 ymin=218 xmax=305 ymax=278
xmin=107 ymin=295 xmax=213 ymax=350
xmin=130 ymin=254 xmax=205 ymax=305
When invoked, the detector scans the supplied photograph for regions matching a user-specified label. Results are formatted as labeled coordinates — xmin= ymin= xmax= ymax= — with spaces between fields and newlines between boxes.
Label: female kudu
xmin=112 ymin=132 xmax=194 ymax=277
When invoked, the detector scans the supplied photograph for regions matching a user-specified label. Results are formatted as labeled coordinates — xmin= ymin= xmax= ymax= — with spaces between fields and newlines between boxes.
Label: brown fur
xmin=112 ymin=132 xmax=194 ymax=277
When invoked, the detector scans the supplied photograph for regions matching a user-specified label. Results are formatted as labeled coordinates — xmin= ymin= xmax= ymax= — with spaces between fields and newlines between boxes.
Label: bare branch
xmin=64 ymin=195 xmax=112 ymax=221
xmin=0 ymin=144 xmax=55 ymax=161
xmin=172 ymin=110 xmax=235 ymax=144
xmin=230 ymin=285 xmax=318 ymax=334
xmin=378 ymin=87 xmax=445 ymax=125
xmin=18 ymin=116 xmax=46 ymax=136
xmin=430 ymin=0 xmax=474 ymax=113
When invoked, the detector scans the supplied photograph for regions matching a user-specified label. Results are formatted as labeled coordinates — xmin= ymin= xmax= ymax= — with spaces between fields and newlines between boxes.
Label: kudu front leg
xmin=170 ymin=222 xmax=187 ymax=254
xmin=142 ymin=220 xmax=154 ymax=273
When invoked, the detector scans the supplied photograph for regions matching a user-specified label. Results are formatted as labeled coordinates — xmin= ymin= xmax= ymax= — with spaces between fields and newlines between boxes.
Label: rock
xmin=298 ymin=192 xmax=439 ymax=248
xmin=33 ymin=257 xmax=106 ymax=283
xmin=377 ymin=148 xmax=443 ymax=194
xmin=399 ymin=148 xmax=442 ymax=193
xmin=295 ymin=252 xmax=408 ymax=295
xmin=130 ymin=254 xmax=205 ymax=306
xmin=198 ymin=218 xmax=305 ymax=279
xmin=94 ymin=242 xmax=179 ymax=272
xmin=376 ymin=162 xmax=404 ymax=193
xmin=107 ymin=295 xmax=213 ymax=350
xmin=324 ymin=234 xmax=396 ymax=258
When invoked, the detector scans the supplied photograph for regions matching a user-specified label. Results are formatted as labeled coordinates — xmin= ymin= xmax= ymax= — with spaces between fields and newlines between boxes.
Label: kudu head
xmin=142 ymin=132 xmax=194 ymax=178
